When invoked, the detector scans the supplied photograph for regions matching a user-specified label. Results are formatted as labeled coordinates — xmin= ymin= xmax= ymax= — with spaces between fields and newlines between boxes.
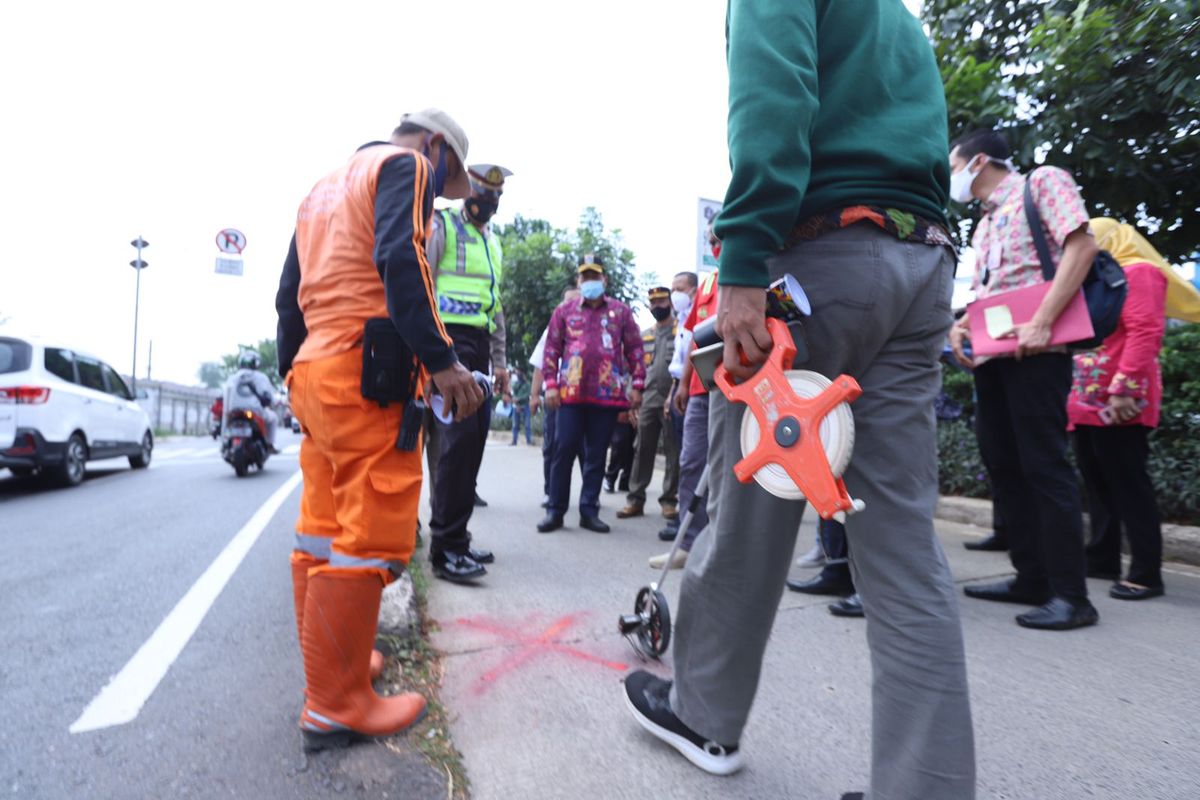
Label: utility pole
xmin=130 ymin=237 xmax=150 ymax=394
xmin=147 ymin=339 xmax=153 ymax=382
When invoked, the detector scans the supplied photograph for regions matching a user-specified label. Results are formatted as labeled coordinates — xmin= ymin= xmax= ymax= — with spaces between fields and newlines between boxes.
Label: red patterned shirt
xmin=542 ymin=296 xmax=645 ymax=408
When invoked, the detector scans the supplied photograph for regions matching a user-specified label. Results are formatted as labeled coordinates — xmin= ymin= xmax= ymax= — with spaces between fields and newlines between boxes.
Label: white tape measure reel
xmin=738 ymin=370 xmax=855 ymax=500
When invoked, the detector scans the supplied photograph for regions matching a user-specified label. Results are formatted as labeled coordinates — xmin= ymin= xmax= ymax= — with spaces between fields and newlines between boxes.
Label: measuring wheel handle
xmin=715 ymin=318 xmax=865 ymax=521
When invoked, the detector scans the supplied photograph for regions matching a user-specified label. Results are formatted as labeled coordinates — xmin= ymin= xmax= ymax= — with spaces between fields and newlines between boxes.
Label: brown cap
xmin=648 ymin=286 xmax=670 ymax=300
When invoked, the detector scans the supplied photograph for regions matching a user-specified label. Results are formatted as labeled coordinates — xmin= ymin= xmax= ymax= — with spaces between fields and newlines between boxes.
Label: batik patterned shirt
xmin=787 ymin=206 xmax=953 ymax=249
xmin=542 ymin=296 xmax=645 ymax=408
xmin=970 ymin=168 xmax=1091 ymax=301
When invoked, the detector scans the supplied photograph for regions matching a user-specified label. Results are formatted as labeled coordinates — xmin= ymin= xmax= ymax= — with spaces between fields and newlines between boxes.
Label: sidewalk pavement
xmin=489 ymin=431 xmax=1200 ymax=567
xmin=427 ymin=441 xmax=1200 ymax=799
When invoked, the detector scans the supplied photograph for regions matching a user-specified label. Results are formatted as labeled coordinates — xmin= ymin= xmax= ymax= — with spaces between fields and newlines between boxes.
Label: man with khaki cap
xmin=275 ymin=108 xmax=483 ymax=751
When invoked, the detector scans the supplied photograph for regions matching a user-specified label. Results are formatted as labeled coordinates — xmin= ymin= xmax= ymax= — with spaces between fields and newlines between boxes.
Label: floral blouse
xmin=1068 ymin=263 xmax=1167 ymax=429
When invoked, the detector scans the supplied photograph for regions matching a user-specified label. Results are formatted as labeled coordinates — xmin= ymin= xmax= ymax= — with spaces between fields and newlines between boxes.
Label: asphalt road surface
xmin=1 ymin=432 xmax=443 ymax=800
xmin=431 ymin=439 xmax=1200 ymax=800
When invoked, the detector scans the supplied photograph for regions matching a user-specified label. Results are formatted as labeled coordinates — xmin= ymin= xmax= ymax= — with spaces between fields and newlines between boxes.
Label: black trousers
xmin=548 ymin=405 xmax=619 ymax=518
xmin=816 ymin=518 xmax=853 ymax=588
xmin=429 ymin=325 xmax=491 ymax=557
xmin=974 ymin=354 xmax=1088 ymax=602
xmin=1073 ymin=424 xmax=1163 ymax=588
xmin=604 ymin=418 xmax=636 ymax=490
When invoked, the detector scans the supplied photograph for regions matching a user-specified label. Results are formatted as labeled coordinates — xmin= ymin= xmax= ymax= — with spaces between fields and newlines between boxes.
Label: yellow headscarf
xmin=1091 ymin=217 xmax=1200 ymax=323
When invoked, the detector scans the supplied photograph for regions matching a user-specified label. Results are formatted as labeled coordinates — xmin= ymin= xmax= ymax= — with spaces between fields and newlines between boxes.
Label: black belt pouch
xmin=361 ymin=318 xmax=419 ymax=407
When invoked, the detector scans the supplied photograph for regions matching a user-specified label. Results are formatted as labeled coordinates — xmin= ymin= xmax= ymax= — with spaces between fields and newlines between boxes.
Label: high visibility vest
xmin=293 ymin=144 xmax=439 ymax=365
xmin=435 ymin=208 xmax=503 ymax=333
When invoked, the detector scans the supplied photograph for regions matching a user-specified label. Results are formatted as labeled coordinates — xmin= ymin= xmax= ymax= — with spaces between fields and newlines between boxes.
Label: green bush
xmin=937 ymin=325 xmax=1200 ymax=524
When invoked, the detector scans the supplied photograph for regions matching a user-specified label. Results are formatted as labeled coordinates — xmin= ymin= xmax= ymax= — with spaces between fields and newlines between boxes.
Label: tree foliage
xmin=928 ymin=0 xmax=1200 ymax=261
xmin=199 ymin=338 xmax=281 ymax=389
xmin=497 ymin=208 xmax=648 ymax=369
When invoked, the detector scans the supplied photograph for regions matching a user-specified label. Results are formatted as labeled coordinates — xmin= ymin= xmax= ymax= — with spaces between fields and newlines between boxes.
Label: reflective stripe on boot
xmin=291 ymin=551 xmax=385 ymax=680
xmin=299 ymin=567 xmax=426 ymax=751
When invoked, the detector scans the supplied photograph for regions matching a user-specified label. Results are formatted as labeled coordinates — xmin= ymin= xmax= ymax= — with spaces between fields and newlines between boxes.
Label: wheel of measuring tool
xmin=737 ymin=370 xmax=855 ymax=500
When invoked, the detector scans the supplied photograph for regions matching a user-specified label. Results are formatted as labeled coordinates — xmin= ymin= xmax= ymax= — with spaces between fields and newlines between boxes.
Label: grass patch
xmin=376 ymin=559 xmax=470 ymax=799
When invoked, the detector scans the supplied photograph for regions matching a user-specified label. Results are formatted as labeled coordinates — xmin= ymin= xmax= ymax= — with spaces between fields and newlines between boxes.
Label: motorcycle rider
xmin=224 ymin=352 xmax=279 ymax=454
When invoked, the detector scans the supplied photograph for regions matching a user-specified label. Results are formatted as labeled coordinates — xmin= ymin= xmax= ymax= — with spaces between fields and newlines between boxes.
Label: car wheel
xmin=51 ymin=434 xmax=88 ymax=487
xmin=129 ymin=432 xmax=153 ymax=469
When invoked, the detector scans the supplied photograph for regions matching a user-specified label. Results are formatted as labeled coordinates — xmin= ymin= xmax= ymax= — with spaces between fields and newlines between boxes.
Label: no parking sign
xmin=215 ymin=228 xmax=246 ymax=275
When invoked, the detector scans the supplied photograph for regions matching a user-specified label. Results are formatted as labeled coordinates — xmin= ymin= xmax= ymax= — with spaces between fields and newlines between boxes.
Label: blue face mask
xmin=424 ymin=135 xmax=448 ymax=196
xmin=580 ymin=280 xmax=605 ymax=301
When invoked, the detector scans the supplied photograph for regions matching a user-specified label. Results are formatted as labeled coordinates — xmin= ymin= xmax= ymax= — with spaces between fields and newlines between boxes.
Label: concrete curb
xmin=376 ymin=571 xmax=419 ymax=650
xmin=936 ymin=495 xmax=1200 ymax=567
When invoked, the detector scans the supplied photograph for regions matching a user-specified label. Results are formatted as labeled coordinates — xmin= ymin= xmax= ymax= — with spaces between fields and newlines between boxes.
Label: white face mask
xmin=949 ymin=157 xmax=983 ymax=204
xmin=670 ymin=290 xmax=692 ymax=315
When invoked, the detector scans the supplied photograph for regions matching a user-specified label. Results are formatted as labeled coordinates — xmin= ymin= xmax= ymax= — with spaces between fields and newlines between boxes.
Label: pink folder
xmin=966 ymin=283 xmax=1095 ymax=356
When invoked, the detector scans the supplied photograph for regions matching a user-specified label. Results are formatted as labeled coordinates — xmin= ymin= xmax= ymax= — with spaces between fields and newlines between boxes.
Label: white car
xmin=0 ymin=334 xmax=153 ymax=486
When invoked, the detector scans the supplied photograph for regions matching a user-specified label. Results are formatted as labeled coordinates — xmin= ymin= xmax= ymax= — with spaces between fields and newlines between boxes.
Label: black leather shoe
xmin=604 ymin=479 xmax=616 ymax=494
xmin=829 ymin=594 xmax=864 ymax=618
xmin=579 ymin=515 xmax=610 ymax=533
xmin=658 ymin=522 xmax=680 ymax=542
xmin=963 ymin=579 xmax=1049 ymax=606
xmin=474 ymin=492 xmax=488 ymax=507
xmin=841 ymin=793 xmax=865 ymax=800
xmin=786 ymin=569 xmax=854 ymax=597
xmin=1109 ymin=583 xmax=1164 ymax=601
xmin=537 ymin=514 xmax=564 ymax=533
xmin=469 ymin=548 xmax=495 ymax=565
xmin=431 ymin=552 xmax=487 ymax=583
xmin=1016 ymin=597 xmax=1099 ymax=630
xmin=963 ymin=532 xmax=1008 ymax=551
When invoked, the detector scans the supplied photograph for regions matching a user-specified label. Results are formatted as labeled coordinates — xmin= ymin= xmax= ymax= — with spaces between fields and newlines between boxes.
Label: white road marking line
xmin=69 ymin=469 xmax=303 ymax=734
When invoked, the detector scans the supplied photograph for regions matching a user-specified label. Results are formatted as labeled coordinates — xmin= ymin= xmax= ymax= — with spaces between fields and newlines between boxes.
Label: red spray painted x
xmin=450 ymin=614 xmax=629 ymax=694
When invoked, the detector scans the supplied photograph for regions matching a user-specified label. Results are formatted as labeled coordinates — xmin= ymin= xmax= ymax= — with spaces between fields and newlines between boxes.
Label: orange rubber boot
xmin=299 ymin=568 xmax=426 ymax=751
xmin=291 ymin=553 xmax=385 ymax=680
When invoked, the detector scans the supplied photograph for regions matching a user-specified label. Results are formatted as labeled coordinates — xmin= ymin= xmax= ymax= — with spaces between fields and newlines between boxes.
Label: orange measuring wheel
xmin=714 ymin=318 xmax=865 ymax=520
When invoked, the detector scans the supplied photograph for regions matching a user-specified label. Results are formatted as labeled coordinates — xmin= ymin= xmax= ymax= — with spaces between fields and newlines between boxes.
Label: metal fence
xmin=128 ymin=379 xmax=219 ymax=436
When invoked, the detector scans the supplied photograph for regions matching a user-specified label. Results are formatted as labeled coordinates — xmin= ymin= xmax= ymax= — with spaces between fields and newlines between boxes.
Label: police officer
xmin=425 ymin=163 xmax=512 ymax=583
xmin=275 ymin=108 xmax=484 ymax=751
xmin=618 ymin=286 xmax=680 ymax=521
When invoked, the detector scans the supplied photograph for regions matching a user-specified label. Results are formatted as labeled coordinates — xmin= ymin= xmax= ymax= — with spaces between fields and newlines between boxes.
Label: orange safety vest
xmin=292 ymin=145 xmax=439 ymax=365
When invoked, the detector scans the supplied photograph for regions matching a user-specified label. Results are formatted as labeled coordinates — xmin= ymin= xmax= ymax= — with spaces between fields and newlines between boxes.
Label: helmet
xmin=238 ymin=351 xmax=261 ymax=370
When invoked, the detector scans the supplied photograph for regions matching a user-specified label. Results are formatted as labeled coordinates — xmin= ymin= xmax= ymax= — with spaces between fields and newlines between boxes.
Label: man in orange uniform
xmin=275 ymin=109 xmax=484 ymax=751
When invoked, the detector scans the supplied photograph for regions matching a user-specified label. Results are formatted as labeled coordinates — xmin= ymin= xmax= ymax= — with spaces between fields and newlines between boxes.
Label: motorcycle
xmin=209 ymin=415 xmax=221 ymax=439
xmin=221 ymin=407 xmax=269 ymax=477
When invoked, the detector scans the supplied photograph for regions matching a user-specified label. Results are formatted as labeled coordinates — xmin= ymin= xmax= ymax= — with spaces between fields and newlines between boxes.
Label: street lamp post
xmin=130 ymin=237 xmax=149 ymax=394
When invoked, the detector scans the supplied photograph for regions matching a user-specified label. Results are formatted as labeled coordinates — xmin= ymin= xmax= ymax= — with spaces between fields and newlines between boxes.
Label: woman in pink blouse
xmin=1068 ymin=224 xmax=1170 ymax=601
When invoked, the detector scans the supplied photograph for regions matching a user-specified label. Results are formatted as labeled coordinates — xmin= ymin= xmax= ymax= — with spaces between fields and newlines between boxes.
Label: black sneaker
xmin=623 ymin=670 xmax=744 ymax=776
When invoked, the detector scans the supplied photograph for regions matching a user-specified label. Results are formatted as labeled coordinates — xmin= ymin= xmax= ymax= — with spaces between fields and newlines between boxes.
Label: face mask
xmin=424 ymin=135 xmax=449 ymax=197
xmin=580 ymin=280 xmax=604 ymax=301
xmin=466 ymin=195 xmax=498 ymax=224
xmin=650 ymin=305 xmax=672 ymax=322
xmin=670 ymin=290 xmax=692 ymax=315
xmin=948 ymin=157 xmax=982 ymax=204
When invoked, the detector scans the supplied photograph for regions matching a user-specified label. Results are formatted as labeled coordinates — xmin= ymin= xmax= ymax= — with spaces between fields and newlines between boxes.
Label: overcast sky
xmin=1 ymin=0 xmax=923 ymax=385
